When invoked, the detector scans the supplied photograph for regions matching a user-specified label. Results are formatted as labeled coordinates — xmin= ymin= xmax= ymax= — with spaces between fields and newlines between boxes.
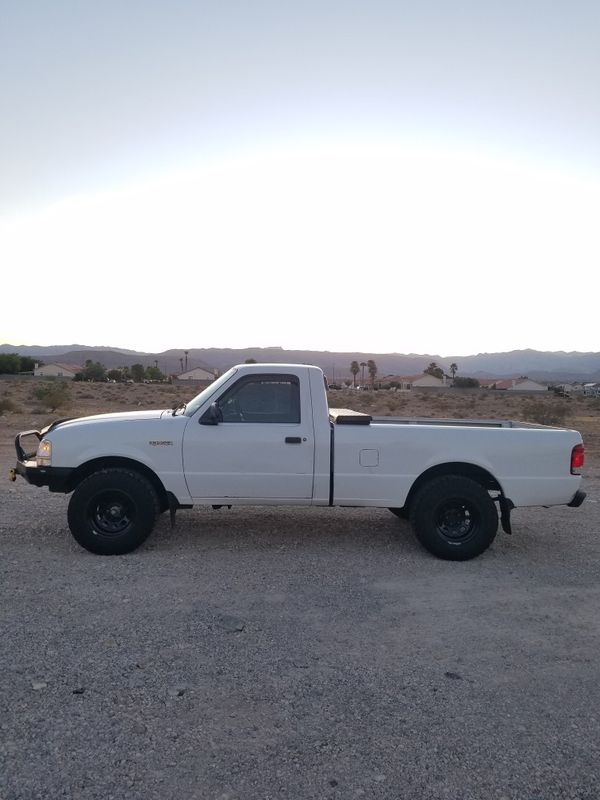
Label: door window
xmin=219 ymin=375 xmax=300 ymax=423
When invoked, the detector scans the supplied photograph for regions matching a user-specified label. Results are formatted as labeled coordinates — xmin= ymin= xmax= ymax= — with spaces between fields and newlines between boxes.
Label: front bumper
xmin=13 ymin=428 xmax=73 ymax=492
xmin=13 ymin=460 xmax=74 ymax=492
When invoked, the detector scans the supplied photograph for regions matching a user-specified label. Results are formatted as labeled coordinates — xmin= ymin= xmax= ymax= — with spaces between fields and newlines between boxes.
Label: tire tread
xmin=68 ymin=467 xmax=159 ymax=555
xmin=409 ymin=474 xmax=498 ymax=561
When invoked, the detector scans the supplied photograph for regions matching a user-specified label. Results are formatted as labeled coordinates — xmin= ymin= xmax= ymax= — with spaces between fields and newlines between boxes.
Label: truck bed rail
xmin=371 ymin=416 xmax=552 ymax=429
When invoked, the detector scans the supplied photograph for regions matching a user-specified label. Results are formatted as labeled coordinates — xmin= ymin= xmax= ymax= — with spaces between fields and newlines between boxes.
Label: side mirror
xmin=199 ymin=401 xmax=222 ymax=426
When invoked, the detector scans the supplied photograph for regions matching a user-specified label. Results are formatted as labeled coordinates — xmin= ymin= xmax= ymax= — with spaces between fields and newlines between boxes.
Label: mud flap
xmin=169 ymin=496 xmax=177 ymax=528
xmin=167 ymin=493 xmax=193 ymax=527
xmin=499 ymin=496 xmax=514 ymax=535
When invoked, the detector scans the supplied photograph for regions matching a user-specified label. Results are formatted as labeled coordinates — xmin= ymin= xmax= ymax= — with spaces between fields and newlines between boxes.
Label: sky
xmin=1 ymin=0 xmax=599 ymax=357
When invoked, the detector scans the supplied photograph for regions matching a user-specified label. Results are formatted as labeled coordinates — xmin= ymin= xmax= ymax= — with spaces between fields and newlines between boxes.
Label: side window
xmin=219 ymin=375 xmax=300 ymax=423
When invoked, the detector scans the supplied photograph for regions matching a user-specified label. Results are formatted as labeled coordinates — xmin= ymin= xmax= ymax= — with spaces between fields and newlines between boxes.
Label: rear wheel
xmin=68 ymin=468 xmax=159 ymax=555
xmin=409 ymin=475 xmax=498 ymax=561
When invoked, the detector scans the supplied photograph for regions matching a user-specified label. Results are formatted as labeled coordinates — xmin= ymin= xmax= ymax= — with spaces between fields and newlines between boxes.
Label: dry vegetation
xmin=1 ymin=377 xmax=599 ymax=471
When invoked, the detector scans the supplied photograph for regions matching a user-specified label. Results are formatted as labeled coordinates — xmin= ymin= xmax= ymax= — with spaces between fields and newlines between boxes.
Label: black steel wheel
xmin=409 ymin=475 xmax=498 ymax=560
xmin=68 ymin=468 xmax=159 ymax=555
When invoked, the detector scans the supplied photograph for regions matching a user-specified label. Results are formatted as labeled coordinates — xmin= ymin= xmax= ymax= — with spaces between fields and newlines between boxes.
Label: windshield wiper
xmin=171 ymin=402 xmax=187 ymax=416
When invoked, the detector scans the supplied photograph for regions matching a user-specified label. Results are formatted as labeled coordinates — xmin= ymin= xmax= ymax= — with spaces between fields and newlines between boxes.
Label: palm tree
xmin=350 ymin=360 xmax=360 ymax=388
xmin=184 ymin=350 xmax=189 ymax=372
xmin=179 ymin=357 xmax=184 ymax=373
xmin=450 ymin=363 xmax=458 ymax=382
xmin=367 ymin=359 xmax=378 ymax=387
xmin=360 ymin=361 xmax=367 ymax=385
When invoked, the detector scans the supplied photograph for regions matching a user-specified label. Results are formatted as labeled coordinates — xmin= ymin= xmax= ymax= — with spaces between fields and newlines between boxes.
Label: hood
xmin=43 ymin=409 xmax=169 ymax=434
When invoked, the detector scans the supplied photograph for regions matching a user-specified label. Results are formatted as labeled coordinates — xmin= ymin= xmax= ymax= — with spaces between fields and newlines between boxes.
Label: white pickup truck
xmin=12 ymin=363 xmax=586 ymax=560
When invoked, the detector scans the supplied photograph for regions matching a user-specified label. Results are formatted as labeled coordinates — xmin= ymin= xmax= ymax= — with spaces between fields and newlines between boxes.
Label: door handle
xmin=285 ymin=437 xmax=302 ymax=444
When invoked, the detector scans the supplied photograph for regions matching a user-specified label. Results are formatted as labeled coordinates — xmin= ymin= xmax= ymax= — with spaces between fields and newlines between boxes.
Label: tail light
xmin=571 ymin=444 xmax=584 ymax=474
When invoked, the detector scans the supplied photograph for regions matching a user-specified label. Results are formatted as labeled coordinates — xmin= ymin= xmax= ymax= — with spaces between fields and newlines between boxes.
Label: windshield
xmin=183 ymin=368 xmax=238 ymax=417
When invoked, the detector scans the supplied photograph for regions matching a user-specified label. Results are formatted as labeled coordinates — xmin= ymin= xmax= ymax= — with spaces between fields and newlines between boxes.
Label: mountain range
xmin=2 ymin=344 xmax=600 ymax=382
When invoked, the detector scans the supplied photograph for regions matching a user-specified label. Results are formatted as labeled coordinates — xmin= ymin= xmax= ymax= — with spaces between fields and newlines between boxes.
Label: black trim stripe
xmin=329 ymin=422 xmax=334 ymax=506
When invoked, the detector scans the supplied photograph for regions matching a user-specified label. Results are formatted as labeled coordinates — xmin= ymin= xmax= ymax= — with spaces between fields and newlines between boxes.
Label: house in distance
xmin=34 ymin=362 xmax=83 ymax=379
xmin=176 ymin=366 xmax=216 ymax=382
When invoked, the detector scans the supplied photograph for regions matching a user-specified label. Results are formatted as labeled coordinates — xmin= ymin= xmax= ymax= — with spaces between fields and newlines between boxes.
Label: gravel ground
xmin=1 ymin=439 xmax=599 ymax=800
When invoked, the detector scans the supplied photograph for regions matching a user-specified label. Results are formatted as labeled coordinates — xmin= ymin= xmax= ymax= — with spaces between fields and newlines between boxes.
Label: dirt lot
xmin=1 ymin=379 xmax=599 ymax=799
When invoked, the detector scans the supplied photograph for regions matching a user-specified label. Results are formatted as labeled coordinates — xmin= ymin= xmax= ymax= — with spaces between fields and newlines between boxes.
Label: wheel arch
xmin=404 ymin=462 xmax=504 ymax=513
xmin=67 ymin=456 xmax=169 ymax=511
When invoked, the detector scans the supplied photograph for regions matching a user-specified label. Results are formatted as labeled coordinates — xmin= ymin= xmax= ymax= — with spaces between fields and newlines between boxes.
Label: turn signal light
xmin=571 ymin=444 xmax=584 ymax=474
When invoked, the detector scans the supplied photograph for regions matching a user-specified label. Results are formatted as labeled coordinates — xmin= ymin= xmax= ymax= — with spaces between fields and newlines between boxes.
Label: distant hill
xmin=0 ymin=343 xmax=144 ymax=357
xmin=1 ymin=344 xmax=599 ymax=382
xmin=445 ymin=349 xmax=600 ymax=382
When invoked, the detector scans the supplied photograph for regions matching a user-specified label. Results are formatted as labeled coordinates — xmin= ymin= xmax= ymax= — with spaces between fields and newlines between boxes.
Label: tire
xmin=68 ymin=468 xmax=159 ymax=555
xmin=409 ymin=475 xmax=498 ymax=561
xmin=389 ymin=507 xmax=409 ymax=519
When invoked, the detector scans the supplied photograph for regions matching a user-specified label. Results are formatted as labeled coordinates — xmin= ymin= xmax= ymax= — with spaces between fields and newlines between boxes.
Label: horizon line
xmin=2 ymin=342 xmax=600 ymax=359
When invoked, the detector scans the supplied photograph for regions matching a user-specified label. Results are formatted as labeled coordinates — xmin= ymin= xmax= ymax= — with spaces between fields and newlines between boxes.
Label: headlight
xmin=36 ymin=439 xmax=52 ymax=466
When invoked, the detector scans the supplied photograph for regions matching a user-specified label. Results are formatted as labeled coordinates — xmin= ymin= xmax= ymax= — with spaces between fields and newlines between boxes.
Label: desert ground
xmin=1 ymin=377 xmax=599 ymax=799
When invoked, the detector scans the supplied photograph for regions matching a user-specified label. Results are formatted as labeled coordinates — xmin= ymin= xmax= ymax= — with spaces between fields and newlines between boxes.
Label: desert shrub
xmin=0 ymin=395 xmax=20 ymax=413
xmin=389 ymin=397 xmax=406 ymax=412
xmin=429 ymin=397 xmax=449 ymax=411
xmin=34 ymin=381 xmax=71 ymax=412
xmin=453 ymin=377 xmax=480 ymax=388
xmin=521 ymin=400 xmax=569 ymax=427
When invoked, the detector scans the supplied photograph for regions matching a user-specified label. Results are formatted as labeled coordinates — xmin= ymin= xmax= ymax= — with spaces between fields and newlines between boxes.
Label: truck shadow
xmin=145 ymin=505 xmax=578 ymax=568
xmin=148 ymin=505 xmax=422 ymax=556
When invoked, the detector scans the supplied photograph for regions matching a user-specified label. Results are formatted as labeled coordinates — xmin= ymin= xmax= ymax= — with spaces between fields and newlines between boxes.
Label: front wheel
xmin=68 ymin=468 xmax=159 ymax=555
xmin=409 ymin=475 xmax=498 ymax=561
